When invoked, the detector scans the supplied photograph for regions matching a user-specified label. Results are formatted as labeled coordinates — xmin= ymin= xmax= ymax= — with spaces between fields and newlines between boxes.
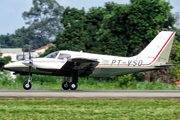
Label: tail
xmin=136 ymin=31 xmax=176 ymax=66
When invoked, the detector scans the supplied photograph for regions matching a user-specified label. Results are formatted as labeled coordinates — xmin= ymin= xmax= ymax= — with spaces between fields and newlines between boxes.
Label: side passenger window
xmin=58 ymin=54 xmax=71 ymax=61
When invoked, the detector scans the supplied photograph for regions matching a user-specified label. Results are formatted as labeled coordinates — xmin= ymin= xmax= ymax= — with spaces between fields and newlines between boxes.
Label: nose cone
xmin=22 ymin=59 xmax=33 ymax=66
xmin=3 ymin=63 xmax=11 ymax=70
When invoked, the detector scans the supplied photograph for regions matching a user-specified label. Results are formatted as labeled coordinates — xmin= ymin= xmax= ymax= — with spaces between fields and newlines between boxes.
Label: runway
xmin=0 ymin=90 xmax=180 ymax=98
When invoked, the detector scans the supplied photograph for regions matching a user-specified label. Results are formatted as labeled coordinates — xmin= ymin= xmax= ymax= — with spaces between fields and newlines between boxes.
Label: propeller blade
xmin=29 ymin=46 xmax=31 ymax=60
xmin=29 ymin=66 xmax=31 ymax=76
xmin=23 ymin=52 xmax=25 ymax=60
xmin=32 ymin=64 xmax=36 ymax=69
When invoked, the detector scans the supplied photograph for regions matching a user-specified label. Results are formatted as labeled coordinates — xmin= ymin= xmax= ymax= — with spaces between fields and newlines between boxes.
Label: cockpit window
xmin=44 ymin=51 xmax=59 ymax=58
xmin=58 ymin=53 xmax=71 ymax=61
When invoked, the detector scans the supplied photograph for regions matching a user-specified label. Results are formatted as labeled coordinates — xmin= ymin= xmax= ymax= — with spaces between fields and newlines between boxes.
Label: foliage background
xmin=55 ymin=0 xmax=176 ymax=56
xmin=1 ymin=0 xmax=180 ymax=85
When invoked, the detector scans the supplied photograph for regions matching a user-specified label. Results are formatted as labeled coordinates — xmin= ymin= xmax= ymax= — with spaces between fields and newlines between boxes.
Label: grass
xmin=0 ymin=99 xmax=180 ymax=119
xmin=1 ymin=78 xmax=179 ymax=90
xmin=0 ymin=72 xmax=180 ymax=119
xmin=0 ymin=71 xmax=180 ymax=90
xmin=0 ymin=80 xmax=121 ymax=90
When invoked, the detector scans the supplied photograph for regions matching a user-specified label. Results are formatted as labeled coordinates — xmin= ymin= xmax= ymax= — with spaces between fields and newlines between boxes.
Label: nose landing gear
xmin=23 ymin=75 xmax=32 ymax=90
xmin=23 ymin=47 xmax=33 ymax=90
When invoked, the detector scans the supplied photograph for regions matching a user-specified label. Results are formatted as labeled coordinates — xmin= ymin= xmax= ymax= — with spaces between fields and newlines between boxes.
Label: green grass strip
xmin=0 ymin=99 xmax=180 ymax=120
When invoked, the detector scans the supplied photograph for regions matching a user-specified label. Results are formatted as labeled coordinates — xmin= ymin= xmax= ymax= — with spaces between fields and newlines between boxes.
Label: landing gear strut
xmin=69 ymin=70 xmax=78 ymax=90
xmin=23 ymin=75 xmax=32 ymax=90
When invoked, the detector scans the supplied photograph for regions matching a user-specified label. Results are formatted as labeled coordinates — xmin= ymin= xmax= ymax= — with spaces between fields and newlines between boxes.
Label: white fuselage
xmin=3 ymin=50 xmax=162 ymax=77
xmin=3 ymin=31 xmax=176 ymax=77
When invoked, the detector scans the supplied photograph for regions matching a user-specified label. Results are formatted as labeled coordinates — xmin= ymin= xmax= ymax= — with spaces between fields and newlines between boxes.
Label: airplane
xmin=3 ymin=31 xmax=176 ymax=90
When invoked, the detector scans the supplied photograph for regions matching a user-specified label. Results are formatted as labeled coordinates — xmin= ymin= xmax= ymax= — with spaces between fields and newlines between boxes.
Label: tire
xmin=62 ymin=82 xmax=70 ymax=90
xmin=69 ymin=82 xmax=78 ymax=90
xmin=23 ymin=81 xmax=32 ymax=90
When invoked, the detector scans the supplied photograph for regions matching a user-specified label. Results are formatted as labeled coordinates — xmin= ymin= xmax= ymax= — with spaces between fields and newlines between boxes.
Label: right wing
xmin=61 ymin=58 xmax=99 ymax=77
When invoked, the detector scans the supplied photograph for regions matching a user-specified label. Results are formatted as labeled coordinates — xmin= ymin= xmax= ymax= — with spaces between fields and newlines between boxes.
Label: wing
xmin=60 ymin=58 xmax=99 ymax=77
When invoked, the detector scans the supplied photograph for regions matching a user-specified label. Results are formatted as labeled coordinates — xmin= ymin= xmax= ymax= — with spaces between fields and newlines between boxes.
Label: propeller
xmin=29 ymin=46 xmax=31 ymax=60
xmin=28 ymin=46 xmax=31 ymax=76
xmin=22 ymin=46 xmax=36 ymax=69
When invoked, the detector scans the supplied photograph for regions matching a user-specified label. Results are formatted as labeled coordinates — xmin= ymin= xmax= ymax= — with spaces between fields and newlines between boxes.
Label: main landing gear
xmin=23 ymin=75 xmax=32 ymax=90
xmin=62 ymin=77 xmax=78 ymax=90
xmin=22 ymin=70 xmax=79 ymax=90
xmin=62 ymin=70 xmax=78 ymax=90
xmin=62 ymin=76 xmax=70 ymax=90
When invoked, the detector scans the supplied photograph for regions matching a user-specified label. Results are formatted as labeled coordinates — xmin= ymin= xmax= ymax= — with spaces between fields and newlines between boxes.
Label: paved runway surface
xmin=0 ymin=90 xmax=180 ymax=98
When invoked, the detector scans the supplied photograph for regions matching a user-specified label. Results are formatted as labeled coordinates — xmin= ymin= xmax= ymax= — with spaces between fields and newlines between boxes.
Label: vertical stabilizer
xmin=137 ymin=31 xmax=175 ymax=66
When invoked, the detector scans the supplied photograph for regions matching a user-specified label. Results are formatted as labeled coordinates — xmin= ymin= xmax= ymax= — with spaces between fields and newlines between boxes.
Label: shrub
xmin=135 ymin=79 xmax=177 ymax=90
xmin=0 ymin=71 xmax=13 ymax=85
xmin=118 ymin=74 xmax=137 ymax=87
xmin=15 ymin=74 xmax=63 ymax=84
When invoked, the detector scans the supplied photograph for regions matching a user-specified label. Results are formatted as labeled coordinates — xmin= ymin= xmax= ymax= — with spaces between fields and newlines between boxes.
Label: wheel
xmin=62 ymin=82 xmax=70 ymax=90
xmin=69 ymin=82 xmax=78 ymax=90
xmin=23 ymin=81 xmax=32 ymax=90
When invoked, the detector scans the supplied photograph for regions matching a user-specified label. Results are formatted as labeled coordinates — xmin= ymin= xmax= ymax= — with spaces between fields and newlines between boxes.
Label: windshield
xmin=57 ymin=53 xmax=71 ymax=61
xmin=44 ymin=51 xmax=59 ymax=58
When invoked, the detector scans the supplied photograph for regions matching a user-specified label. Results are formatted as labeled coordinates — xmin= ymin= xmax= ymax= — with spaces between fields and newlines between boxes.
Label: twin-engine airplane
xmin=3 ymin=31 xmax=175 ymax=90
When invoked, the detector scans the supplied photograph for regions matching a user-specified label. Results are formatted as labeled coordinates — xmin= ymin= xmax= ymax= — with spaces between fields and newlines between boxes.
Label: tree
xmin=15 ymin=27 xmax=50 ymax=51
xmin=0 ymin=56 xmax=11 ymax=70
xmin=55 ymin=0 xmax=175 ymax=57
xmin=55 ymin=7 xmax=87 ymax=51
xmin=22 ymin=0 xmax=64 ymax=41
xmin=174 ymin=29 xmax=180 ymax=42
xmin=0 ymin=33 xmax=24 ymax=48
xmin=96 ymin=3 xmax=128 ymax=56
xmin=0 ymin=34 xmax=13 ymax=48
xmin=97 ymin=0 xmax=176 ymax=56
xmin=169 ymin=29 xmax=180 ymax=80
xmin=55 ymin=6 xmax=107 ymax=53
xmin=0 ymin=27 xmax=50 ymax=52
xmin=84 ymin=7 xmax=108 ymax=53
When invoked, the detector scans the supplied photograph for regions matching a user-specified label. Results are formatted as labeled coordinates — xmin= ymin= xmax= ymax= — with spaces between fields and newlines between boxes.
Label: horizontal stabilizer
xmin=155 ymin=64 xmax=176 ymax=67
